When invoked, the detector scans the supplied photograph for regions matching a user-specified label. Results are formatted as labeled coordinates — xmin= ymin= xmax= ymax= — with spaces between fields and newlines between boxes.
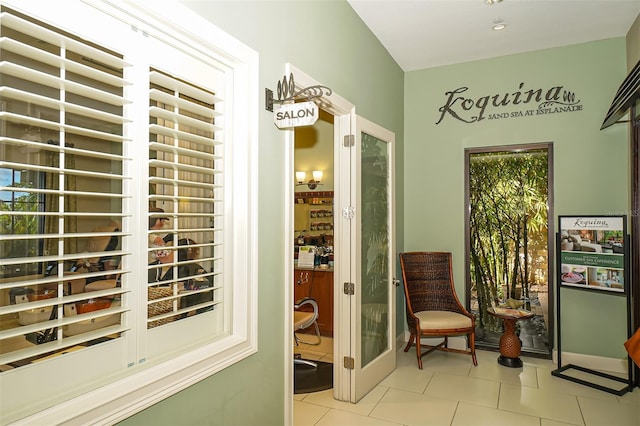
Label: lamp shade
xmin=295 ymin=171 xmax=306 ymax=184
xmin=312 ymin=170 xmax=323 ymax=182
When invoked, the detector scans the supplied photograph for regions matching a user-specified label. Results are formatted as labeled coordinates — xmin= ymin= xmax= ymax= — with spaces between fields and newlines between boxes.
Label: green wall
xmin=119 ymin=3 xmax=632 ymax=424
xmin=119 ymin=1 xmax=404 ymax=425
xmin=403 ymin=38 xmax=630 ymax=359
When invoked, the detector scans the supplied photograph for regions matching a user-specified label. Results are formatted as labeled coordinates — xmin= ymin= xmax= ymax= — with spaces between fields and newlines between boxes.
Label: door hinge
xmin=343 ymin=282 xmax=355 ymax=295
xmin=343 ymin=356 xmax=355 ymax=370
xmin=343 ymin=134 xmax=355 ymax=147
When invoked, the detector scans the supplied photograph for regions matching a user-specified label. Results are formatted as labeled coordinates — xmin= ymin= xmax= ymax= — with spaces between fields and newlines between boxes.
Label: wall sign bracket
xmin=265 ymin=73 xmax=332 ymax=112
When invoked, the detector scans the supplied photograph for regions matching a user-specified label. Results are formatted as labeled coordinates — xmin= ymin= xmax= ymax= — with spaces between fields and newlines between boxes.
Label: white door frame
xmin=283 ymin=64 xmax=354 ymax=424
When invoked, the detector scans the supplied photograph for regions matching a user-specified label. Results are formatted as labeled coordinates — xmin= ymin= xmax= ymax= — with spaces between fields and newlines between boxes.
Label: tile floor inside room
xmin=294 ymin=338 xmax=639 ymax=426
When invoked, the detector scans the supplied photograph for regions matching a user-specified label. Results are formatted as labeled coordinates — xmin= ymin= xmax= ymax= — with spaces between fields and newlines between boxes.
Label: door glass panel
xmin=360 ymin=132 xmax=390 ymax=366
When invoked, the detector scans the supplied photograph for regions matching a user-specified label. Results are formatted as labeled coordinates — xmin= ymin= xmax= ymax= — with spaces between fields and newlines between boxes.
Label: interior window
xmin=0 ymin=3 xmax=257 ymax=422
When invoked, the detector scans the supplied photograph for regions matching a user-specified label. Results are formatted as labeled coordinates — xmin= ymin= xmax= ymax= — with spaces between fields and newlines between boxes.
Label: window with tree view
xmin=466 ymin=144 xmax=553 ymax=358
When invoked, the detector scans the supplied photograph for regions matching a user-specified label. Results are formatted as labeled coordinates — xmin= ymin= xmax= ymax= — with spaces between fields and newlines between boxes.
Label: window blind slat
xmin=0 ymin=160 xmax=128 ymax=180
xmin=148 ymin=141 xmax=220 ymax=161
xmin=148 ymin=143 xmax=219 ymax=163
xmin=149 ymin=124 xmax=221 ymax=146
xmin=0 ymin=231 xmax=127 ymax=242
xmin=0 ymin=187 xmax=128 ymax=200
xmin=149 ymin=88 xmax=221 ymax=119
xmin=0 ymin=37 xmax=130 ymax=88
xmin=149 ymin=70 xmax=221 ymax=103
xmin=0 ymin=87 xmax=129 ymax=125
xmin=150 ymin=195 xmax=217 ymax=204
xmin=150 ymin=106 xmax=220 ymax=134
xmin=0 ymin=112 xmax=129 ymax=143
xmin=149 ymin=177 xmax=219 ymax=191
xmin=0 ymin=137 xmax=131 ymax=162
xmin=0 ymin=304 xmax=126 ymax=331
xmin=149 ymin=159 xmax=217 ymax=176
xmin=0 ymin=62 xmax=129 ymax=107
xmin=0 ymin=323 xmax=127 ymax=366
xmin=3 ymin=211 xmax=128 ymax=218
xmin=0 ymin=12 xmax=130 ymax=69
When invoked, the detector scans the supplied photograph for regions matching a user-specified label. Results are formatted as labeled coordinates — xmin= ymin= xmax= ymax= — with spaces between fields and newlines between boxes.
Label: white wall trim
xmin=19 ymin=339 xmax=257 ymax=425
xmin=284 ymin=63 xmax=355 ymax=422
xmin=552 ymin=351 xmax=628 ymax=374
xmin=401 ymin=331 xmax=627 ymax=374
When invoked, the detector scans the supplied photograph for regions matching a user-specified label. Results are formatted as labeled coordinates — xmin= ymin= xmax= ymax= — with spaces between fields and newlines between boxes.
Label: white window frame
xmin=0 ymin=1 xmax=258 ymax=423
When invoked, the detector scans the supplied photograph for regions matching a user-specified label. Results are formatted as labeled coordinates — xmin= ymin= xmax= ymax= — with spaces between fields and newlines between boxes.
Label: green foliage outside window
xmin=1 ymin=179 xmax=40 ymax=275
xmin=469 ymin=149 xmax=549 ymax=340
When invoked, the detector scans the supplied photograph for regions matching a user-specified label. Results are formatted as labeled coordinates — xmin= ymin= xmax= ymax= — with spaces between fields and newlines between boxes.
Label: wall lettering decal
xmin=435 ymin=82 xmax=582 ymax=124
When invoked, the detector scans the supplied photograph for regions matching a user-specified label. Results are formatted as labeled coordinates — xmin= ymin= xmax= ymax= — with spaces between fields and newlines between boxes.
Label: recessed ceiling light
xmin=485 ymin=0 xmax=503 ymax=5
xmin=492 ymin=18 xmax=506 ymax=30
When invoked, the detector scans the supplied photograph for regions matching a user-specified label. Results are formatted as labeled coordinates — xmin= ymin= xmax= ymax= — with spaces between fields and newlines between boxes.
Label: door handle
xmin=393 ymin=278 xmax=400 ymax=287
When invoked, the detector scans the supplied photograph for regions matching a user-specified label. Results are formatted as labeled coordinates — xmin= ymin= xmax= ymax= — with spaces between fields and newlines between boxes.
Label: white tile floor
xmin=294 ymin=345 xmax=640 ymax=426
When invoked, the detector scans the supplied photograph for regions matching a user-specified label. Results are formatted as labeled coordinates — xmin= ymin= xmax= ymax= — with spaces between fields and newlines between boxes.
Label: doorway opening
xmin=293 ymin=108 xmax=335 ymax=393
xmin=464 ymin=143 xmax=554 ymax=358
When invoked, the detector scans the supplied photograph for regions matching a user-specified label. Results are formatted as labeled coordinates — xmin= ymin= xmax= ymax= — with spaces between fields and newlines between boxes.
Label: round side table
xmin=487 ymin=307 xmax=534 ymax=368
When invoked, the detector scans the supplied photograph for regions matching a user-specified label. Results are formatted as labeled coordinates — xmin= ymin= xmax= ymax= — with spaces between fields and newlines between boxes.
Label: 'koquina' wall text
xmin=436 ymin=82 xmax=582 ymax=125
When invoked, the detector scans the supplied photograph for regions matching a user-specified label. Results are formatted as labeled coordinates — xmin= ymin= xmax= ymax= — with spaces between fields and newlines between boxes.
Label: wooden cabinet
xmin=294 ymin=268 xmax=333 ymax=336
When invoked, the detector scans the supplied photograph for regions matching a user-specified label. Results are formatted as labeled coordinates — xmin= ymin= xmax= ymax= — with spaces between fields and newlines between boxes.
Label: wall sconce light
xmin=296 ymin=170 xmax=323 ymax=189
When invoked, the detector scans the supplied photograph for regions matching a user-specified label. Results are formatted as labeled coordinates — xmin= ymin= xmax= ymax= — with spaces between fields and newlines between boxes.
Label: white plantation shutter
xmin=145 ymin=68 xmax=224 ymax=335
xmin=0 ymin=2 xmax=258 ymax=423
xmin=0 ymin=7 xmax=130 ymax=365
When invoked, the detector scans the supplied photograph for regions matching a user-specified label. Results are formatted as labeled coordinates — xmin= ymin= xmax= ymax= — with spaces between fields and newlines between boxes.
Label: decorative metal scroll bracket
xmin=265 ymin=73 xmax=332 ymax=112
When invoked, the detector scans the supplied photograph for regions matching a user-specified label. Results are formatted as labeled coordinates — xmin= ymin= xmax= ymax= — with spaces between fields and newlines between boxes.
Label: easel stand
xmin=551 ymin=363 xmax=632 ymax=396
xmin=552 ymin=230 xmax=635 ymax=396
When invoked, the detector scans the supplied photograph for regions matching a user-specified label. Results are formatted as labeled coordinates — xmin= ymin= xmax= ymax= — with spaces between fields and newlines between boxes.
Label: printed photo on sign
xmin=558 ymin=216 xmax=626 ymax=293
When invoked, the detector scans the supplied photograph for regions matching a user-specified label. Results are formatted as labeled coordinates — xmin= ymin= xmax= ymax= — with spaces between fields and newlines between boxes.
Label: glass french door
xmin=349 ymin=116 xmax=396 ymax=402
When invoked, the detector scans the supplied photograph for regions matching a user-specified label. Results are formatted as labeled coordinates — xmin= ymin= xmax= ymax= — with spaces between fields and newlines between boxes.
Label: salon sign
xmin=435 ymin=82 xmax=583 ymax=125
xmin=274 ymin=101 xmax=318 ymax=129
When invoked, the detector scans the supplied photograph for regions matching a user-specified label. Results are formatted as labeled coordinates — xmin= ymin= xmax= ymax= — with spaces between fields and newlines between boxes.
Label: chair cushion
xmin=294 ymin=311 xmax=315 ymax=329
xmin=415 ymin=310 xmax=472 ymax=330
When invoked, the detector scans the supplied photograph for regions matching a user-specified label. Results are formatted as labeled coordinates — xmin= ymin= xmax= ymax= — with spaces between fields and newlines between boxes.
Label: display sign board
xmin=273 ymin=101 xmax=318 ymax=129
xmin=558 ymin=216 xmax=627 ymax=294
xmin=297 ymin=245 xmax=316 ymax=269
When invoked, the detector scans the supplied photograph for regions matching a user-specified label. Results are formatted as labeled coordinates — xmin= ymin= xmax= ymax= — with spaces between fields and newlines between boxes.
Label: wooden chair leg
xmin=416 ymin=332 xmax=423 ymax=369
xmin=404 ymin=331 xmax=415 ymax=352
xmin=469 ymin=331 xmax=478 ymax=366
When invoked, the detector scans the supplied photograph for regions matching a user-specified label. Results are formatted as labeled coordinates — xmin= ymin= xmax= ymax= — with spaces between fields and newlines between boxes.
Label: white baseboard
xmin=553 ymin=351 xmax=628 ymax=374
xmin=399 ymin=331 xmax=628 ymax=374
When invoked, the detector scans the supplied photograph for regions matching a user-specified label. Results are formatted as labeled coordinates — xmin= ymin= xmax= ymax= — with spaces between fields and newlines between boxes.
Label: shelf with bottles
xmin=294 ymin=191 xmax=333 ymax=236
xmin=309 ymin=207 xmax=333 ymax=233
xmin=309 ymin=208 xmax=332 ymax=219
xmin=294 ymin=191 xmax=334 ymax=206
xmin=310 ymin=221 xmax=333 ymax=233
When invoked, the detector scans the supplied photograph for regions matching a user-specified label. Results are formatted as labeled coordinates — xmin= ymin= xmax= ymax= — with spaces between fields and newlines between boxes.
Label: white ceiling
xmin=347 ymin=0 xmax=640 ymax=72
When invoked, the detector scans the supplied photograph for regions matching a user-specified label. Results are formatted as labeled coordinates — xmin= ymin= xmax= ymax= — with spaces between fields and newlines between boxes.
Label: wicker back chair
xmin=399 ymin=252 xmax=477 ymax=369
